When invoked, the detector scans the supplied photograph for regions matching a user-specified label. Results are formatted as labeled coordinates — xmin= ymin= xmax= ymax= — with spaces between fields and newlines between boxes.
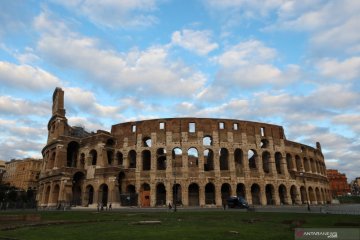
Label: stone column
xmin=199 ymin=184 xmax=205 ymax=207
xmin=260 ymin=185 xmax=267 ymax=206
xmin=274 ymin=187 xmax=280 ymax=205
xmin=215 ymin=182 xmax=222 ymax=207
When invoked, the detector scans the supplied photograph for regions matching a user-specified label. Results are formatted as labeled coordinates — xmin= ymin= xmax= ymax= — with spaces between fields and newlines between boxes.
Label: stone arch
xmin=85 ymin=185 xmax=94 ymax=206
xmin=248 ymin=149 xmax=257 ymax=169
xmin=251 ymin=184 xmax=261 ymax=205
xmin=295 ymin=155 xmax=302 ymax=171
xmin=308 ymin=187 xmax=315 ymax=204
xmin=204 ymin=149 xmax=214 ymax=171
xmin=52 ymin=184 xmax=60 ymax=204
xmin=45 ymin=185 xmax=51 ymax=205
xmin=234 ymin=148 xmax=243 ymax=175
xmin=140 ymin=183 xmax=151 ymax=207
xmin=72 ymin=171 xmax=85 ymax=206
xmin=188 ymin=183 xmax=199 ymax=206
xmin=90 ymin=149 xmax=97 ymax=166
xmin=116 ymin=151 xmax=123 ymax=166
xmin=260 ymin=139 xmax=269 ymax=148
xmin=290 ymin=185 xmax=298 ymax=204
xmin=172 ymin=147 xmax=183 ymax=168
xmin=173 ymin=183 xmax=182 ymax=205
xmin=188 ymin=147 xmax=199 ymax=168
xmin=300 ymin=186 xmax=307 ymax=204
xmin=236 ymin=183 xmax=246 ymax=198
xmin=203 ymin=135 xmax=212 ymax=146
xmin=157 ymin=148 xmax=167 ymax=170
xmin=221 ymin=183 xmax=232 ymax=202
xmin=219 ymin=148 xmax=229 ymax=170
xmin=278 ymin=184 xmax=287 ymax=204
xmin=205 ymin=182 xmax=216 ymax=205
xmin=156 ymin=183 xmax=166 ymax=206
xmin=143 ymin=136 xmax=152 ymax=147
xmin=315 ymin=187 xmax=321 ymax=204
xmin=304 ymin=158 xmax=310 ymax=172
xmin=286 ymin=154 xmax=293 ymax=172
xmin=310 ymin=158 xmax=316 ymax=172
xmin=128 ymin=150 xmax=136 ymax=168
xmin=67 ymin=141 xmax=79 ymax=167
xmin=49 ymin=151 xmax=56 ymax=169
xmin=142 ymin=150 xmax=151 ymax=171
xmin=275 ymin=152 xmax=282 ymax=174
xmin=99 ymin=184 xmax=108 ymax=206
xmin=265 ymin=184 xmax=275 ymax=205
xmin=262 ymin=151 xmax=271 ymax=173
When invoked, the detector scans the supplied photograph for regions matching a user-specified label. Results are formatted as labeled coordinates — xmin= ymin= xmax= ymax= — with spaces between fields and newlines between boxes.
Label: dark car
xmin=226 ymin=196 xmax=249 ymax=209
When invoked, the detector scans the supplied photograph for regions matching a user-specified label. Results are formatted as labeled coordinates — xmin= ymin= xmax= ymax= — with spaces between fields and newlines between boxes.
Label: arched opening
xmin=308 ymin=187 xmax=315 ymax=204
xmin=116 ymin=151 xmax=123 ymax=166
xmin=52 ymin=184 xmax=60 ymax=204
xmin=219 ymin=148 xmax=229 ymax=170
xmin=265 ymin=184 xmax=275 ymax=205
xmin=172 ymin=148 xmax=182 ymax=168
xmin=117 ymin=172 xmax=125 ymax=194
xmin=221 ymin=183 xmax=231 ymax=202
xmin=251 ymin=184 xmax=261 ymax=205
xmin=204 ymin=149 xmax=214 ymax=171
xmin=99 ymin=184 xmax=108 ymax=206
xmin=260 ymin=139 xmax=269 ymax=148
xmin=140 ymin=183 xmax=151 ymax=207
xmin=121 ymin=184 xmax=137 ymax=206
xmin=72 ymin=171 xmax=84 ymax=206
xmin=107 ymin=149 xmax=114 ymax=165
xmin=275 ymin=152 xmax=282 ymax=174
xmin=188 ymin=147 xmax=198 ymax=168
xmin=300 ymin=186 xmax=307 ymax=204
xmin=142 ymin=150 xmax=151 ymax=171
xmin=205 ymin=183 xmax=216 ymax=205
xmin=45 ymin=186 xmax=51 ymax=205
xmin=203 ymin=136 xmax=212 ymax=146
xmin=156 ymin=183 xmax=166 ymax=206
xmin=315 ymin=187 xmax=321 ymax=204
xmin=48 ymin=152 xmax=56 ymax=169
xmin=290 ymin=185 xmax=297 ymax=204
xmin=236 ymin=183 xmax=246 ymax=198
xmin=85 ymin=185 xmax=94 ymax=206
xmin=234 ymin=149 xmax=243 ymax=175
xmin=90 ymin=149 xmax=97 ymax=166
xmin=310 ymin=159 xmax=316 ymax=173
xmin=157 ymin=148 xmax=167 ymax=170
xmin=128 ymin=150 xmax=136 ymax=168
xmin=304 ymin=158 xmax=310 ymax=172
xmin=295 ymin=155 xmax=302 ymax=171
xmin=262 ymin=151 xmax=271 ymax=173
xmin=188 ymin=183 xmax=199 ymax=206
xmin=67 ymin=141 xmax=79 ymax=167
xmin=173 ymin=183 xmax=182 ymax=206
xmin=143 ymin=137 xmax=152 ymax=147
xmin=278 ymin=184 xmax=287 ymax=205
xmin=248 ymin=150 xmax=257 ymax=169
xmin=286 ymin=154 xmax=293 ymax=172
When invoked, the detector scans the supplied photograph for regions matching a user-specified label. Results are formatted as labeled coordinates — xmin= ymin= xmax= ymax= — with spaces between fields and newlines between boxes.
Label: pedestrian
xmin=109 ymin=203 xmax=112 ymax=210
xmin=168 ymin=202 xmax=172 ymax=211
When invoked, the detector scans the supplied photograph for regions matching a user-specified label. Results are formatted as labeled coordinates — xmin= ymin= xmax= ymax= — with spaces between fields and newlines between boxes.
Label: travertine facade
xmin=37 ymin=88 xmax=331 ymax=208
xmin=0 ymin=160 xmax=5 ymax=183
xmin=327 ymin=169 xmax=350 ymax=197
xmin=2 ymin=158 xmax=42 ymax=190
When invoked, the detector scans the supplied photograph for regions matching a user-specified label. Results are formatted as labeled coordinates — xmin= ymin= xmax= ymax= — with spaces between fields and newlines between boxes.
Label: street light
xmin=300 ymin=172 xmax=310 ymax=211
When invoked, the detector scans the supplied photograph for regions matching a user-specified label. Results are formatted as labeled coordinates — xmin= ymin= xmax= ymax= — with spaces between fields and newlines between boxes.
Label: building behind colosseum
xmin=37 ymin=88 xmax=331 ymax=208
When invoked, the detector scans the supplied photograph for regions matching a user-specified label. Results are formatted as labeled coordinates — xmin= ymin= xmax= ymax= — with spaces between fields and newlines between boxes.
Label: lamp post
xmin=300 ymin=172 xmax=310 ymax=211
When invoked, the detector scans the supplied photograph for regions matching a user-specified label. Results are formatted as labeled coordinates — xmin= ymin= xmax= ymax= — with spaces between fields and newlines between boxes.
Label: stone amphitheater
xmin=37 ymin=88 xmax=331 ymax=208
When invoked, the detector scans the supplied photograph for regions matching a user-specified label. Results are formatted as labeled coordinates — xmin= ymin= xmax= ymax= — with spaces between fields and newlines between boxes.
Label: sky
xmin=0 ymin=0 xmax=359 ymax=181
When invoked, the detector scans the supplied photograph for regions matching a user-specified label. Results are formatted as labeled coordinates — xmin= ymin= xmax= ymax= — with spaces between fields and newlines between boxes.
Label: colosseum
xmin=37 ymin=88 xmax=331 ymax=208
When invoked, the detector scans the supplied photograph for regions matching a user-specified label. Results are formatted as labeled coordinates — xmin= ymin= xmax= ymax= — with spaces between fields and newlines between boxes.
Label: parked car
xmin=226 ymin=196 xmax=249 ymax=209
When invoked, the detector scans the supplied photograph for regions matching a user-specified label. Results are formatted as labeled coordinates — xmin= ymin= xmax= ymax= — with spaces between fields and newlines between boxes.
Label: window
xmin=159 ymin=122 xmax=165 ymax=130
xmin=189 ymin=122 xmax=195 ymax=133
xmin=260 ymin=127 xmax=265 ymax=137
xmin=233 ymin=123 xmax=238 ymax=130
xmin=132 ymin=125 xmax=136 ymax=133
xmin=219 ymin=122 xmax=224 ymax=129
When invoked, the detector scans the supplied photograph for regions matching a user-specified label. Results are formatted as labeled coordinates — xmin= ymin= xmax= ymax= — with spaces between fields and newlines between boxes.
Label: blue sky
xmin=0 ymin=0 xmax=359 ymax=181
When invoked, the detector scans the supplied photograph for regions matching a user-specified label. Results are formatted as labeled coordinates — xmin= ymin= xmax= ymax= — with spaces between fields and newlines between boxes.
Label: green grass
xmin=1 ymin=210 xmax=359 ymax=240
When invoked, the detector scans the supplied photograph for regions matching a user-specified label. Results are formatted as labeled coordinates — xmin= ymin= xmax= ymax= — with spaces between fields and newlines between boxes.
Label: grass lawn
xmin=0 ymin=210 xmax=359 ymax=240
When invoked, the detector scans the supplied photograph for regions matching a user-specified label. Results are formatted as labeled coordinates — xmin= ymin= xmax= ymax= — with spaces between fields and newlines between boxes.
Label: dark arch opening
xmin=205 ymin=183 xmax=216 ymax=205
xmin=188 ymin=183 xmax=199 ymax=206
xmin=67 ymin=141 xmax=79 ymax=167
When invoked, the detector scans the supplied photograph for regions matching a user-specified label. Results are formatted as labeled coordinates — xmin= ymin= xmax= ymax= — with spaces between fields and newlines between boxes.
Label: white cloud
xmin=171 ymin=29 xmax=219 ymax=55
xmin=35 ymin=13 xmax=207 ymax=99
xmin=317 ymin=57 xmax=360 ymax=80
xmin=0 ymin=95 xmax=49 ymax=116
xmin=51 ymin=0 xmax=159 ymax=28
xmin=0 ymin=61 xmax=62 ymax=92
